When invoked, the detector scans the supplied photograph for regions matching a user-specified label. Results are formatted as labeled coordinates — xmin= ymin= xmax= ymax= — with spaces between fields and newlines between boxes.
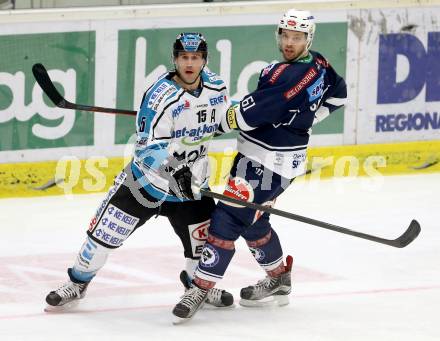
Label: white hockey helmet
xmin=276 ymin=9 xmax=316 ymax=50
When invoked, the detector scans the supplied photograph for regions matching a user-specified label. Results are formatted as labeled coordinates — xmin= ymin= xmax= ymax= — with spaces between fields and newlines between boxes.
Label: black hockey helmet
xmin=173 ymin=32 xmax=208 ymax=60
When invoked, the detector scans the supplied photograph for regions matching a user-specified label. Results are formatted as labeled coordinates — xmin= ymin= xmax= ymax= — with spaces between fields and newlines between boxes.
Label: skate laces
xmin=207 ymin=287 xmax=223 ymax=304
xmin=259 ymin=276 xmax=278 ymax=287
xmin=54 ymin=281 xmax=82 ymax=298
xmin=181 ymin=287 xmax=207 ymax=308
xmin=253 ymin=276 xmax=279 ymax=294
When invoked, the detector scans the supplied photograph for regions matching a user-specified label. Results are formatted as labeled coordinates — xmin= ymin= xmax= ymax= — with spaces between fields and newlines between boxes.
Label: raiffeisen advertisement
xmin=356 ymin=7 xmax=440 ymax=143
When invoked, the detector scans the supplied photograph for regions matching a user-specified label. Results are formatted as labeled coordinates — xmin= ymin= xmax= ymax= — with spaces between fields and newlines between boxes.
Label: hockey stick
xmin=200 ymin=189 xmax=421 ymax=248
xmin=32 ymin=63 xmax=421 ymax=247
xmin=30 ymin=178 xmax=64 ymax=191
xmin=32 ymin=63 xmax=137 ymax=116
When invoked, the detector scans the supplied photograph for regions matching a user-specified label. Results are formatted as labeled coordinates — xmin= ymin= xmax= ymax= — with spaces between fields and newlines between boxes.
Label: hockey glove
xmin=171 ymin=165 xmax=195 ymax=200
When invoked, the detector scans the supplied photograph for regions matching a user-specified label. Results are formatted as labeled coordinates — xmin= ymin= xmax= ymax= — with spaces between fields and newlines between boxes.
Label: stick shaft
xmin=200 ymin=189 xmax=420 ymax=248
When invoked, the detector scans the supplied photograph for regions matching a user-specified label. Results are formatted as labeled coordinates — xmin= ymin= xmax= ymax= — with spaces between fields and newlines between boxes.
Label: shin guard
xmin=194 ymin=235 xmax=235 ymax=289
xmin=71 ymin=237 xmax=110 ymax=282
xmin=246 ymin=229 xmax=285 ymax=277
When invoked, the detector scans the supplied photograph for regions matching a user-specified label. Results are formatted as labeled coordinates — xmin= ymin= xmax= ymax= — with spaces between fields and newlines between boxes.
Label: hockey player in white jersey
xmin=45 ymin=33 xmax=234 ymax=311
xmin=172 ymin=10 xmax=347 ymax=323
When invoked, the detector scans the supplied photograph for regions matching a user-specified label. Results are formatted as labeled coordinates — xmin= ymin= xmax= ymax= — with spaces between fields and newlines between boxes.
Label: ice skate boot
xmin=172 ymin=284 xmax=208 ymax=324
xmin=45 ymin=268 xmax=89 ymax=312
xmin=240 ymin=255 xmax=293 ymax=307
xmin=179 ymin=270 xmax=234 ymax=308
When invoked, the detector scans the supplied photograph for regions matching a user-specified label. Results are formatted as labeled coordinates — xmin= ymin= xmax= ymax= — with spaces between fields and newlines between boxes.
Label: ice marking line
xmin=295 ymin=285 xmax=440 ymax=298
xmin=1 ymin=285 xmax=439 ymax=320
xmin=0 ymin=303 xmax=172 ymax=320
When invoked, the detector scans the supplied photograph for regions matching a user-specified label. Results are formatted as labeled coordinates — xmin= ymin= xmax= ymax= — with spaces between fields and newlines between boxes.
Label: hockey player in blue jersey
xmin=172 ymin=9 xmax=347 ymax=322
xmin=45 ymin=33 xmax=234 ymax=311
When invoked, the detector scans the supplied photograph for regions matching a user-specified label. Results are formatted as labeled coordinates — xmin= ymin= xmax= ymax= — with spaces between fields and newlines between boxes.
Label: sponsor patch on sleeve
xmin=284 ymin=67 xmax=318 ymax=100
xmin=269 ymin=64 xmax=289 ymax=84
xmin=307 ymin=69 xmax=326 ymax=102
xmin=261 ymin=63 xmax=276 ymax=77
xmin=147 ymin=83 xmax=176 ymax=110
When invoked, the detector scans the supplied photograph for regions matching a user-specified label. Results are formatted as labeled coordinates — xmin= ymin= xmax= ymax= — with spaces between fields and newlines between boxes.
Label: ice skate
xmin=45 ymin=273 xmax=89 ymax=312
xmin=179 ymin=270 xmax=234 ymax=308
xmin=239 ymin=255 xmax=292 ymax=307
xmin=172 ymin=285 xmax=208 ymax=324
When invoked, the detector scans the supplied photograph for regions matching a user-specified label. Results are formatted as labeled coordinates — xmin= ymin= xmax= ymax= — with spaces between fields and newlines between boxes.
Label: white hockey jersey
xmin=131 ymin=69 xmax=230 ymax=201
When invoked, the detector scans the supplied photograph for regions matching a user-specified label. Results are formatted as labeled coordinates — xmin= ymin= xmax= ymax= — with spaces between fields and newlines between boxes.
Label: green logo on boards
xmin=0 ymin=31 xmax=96 ymax=151
xmin=0 ymin=23 xmax=347 ymax=153
xmin=115 ymin=23 xmax=347 ymax=144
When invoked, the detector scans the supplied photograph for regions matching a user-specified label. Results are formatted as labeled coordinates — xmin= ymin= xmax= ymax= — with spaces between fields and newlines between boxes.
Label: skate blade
xmin=44 ymin=300 xmax=80 ymax=313
xmin=239 ymin=295 xmax=289 ymax=308
xmin=203 ymin=302 xmax=236 ymax=310
xmin=172 ymin=315 xmax=194 ymax=325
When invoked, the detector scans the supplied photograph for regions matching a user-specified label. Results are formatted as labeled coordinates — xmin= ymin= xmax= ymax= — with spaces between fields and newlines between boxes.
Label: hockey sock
xmin=70 ymin=237 xmax=110 ymax=282
xmin=194 ymin=235 xmax=235 ymax=289
xmin=185 ymin=258 xmax=199 ymax=280
xmin=246 ymin=229 xmax=285 ymax=277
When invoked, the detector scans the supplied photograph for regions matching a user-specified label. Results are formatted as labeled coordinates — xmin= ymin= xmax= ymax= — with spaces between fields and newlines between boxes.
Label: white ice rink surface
xmin=0 ymin=173 xmax=439 ymax=341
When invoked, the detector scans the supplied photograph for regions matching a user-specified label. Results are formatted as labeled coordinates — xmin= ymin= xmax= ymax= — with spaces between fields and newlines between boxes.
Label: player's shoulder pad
xmin=311 ymin=50 xmax=332 ymax=68
xmin=201 ymin=69 xmax=226 ymax=89
xmin=142 ymin=76 xmax=179 ymax=112
xmin=260 ymin=62 xmax=277 ymax=79
xmin=259 ymin=61 xmax=294 ymax=86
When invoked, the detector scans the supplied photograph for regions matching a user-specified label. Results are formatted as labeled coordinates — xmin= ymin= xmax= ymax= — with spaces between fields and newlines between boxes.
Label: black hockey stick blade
xmin=32 ymin=63 xmax=137 ymax=116
xmin=200 ymin=189 xmax=421 ymax=248
xmin=390 ymin=219 xmax=421 ymax=248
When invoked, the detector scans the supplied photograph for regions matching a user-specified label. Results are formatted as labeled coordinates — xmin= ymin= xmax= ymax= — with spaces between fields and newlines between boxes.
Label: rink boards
xmin=1 ymin=0 xmax=440 ymax=198
xmin=1 ymin=139 xmax=439 ymax=198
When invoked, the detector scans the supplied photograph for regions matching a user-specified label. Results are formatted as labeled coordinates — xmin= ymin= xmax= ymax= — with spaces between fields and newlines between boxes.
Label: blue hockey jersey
xmin=224 ymin=51 xmax=347 ymax=178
